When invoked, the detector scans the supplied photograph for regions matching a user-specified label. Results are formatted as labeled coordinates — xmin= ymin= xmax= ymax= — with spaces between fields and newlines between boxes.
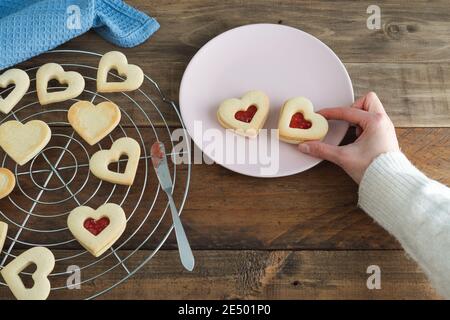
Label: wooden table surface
xmin=1 ymin=0 xmax=449 ymax=300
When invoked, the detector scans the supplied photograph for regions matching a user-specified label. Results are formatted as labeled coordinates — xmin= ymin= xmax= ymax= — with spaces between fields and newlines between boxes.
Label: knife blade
xmin=151 ymin=141 xmax=195 ymax=271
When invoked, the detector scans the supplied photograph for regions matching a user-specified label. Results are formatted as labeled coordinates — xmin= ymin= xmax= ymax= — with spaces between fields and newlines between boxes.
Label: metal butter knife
xmin=151 ymin=141 xmax=195 ymax=271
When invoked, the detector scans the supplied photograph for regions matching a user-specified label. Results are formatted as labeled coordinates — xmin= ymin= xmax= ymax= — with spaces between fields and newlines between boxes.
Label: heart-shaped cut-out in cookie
xmin=97 ymin=51 xmax=144 ymax=93
xmin=36 ymin=63 xmax=85 ymax=105
xmin=278 ymin=97 xmax=328 ymax=144
xmin=217 ymin=90 xmax=270 ymax=138
xmin=89 ymin=137 xmax=141 ymax=185
xmin=68 ymin=100 xmax=121 ymax=145
xmin=68 ymin=203 xmax=127 ymax=257
xmin=0 ymin=168 xmax=15 ymax=199
xmin=0 ymin=69 xmax=30 ymax=114
xmin=0 ymin=221 xmax=7 ymax=254
xmin=1 ymin=247 xmax=55 ymax=300
xmin=0 ymin=120 xmax=51 ymax=166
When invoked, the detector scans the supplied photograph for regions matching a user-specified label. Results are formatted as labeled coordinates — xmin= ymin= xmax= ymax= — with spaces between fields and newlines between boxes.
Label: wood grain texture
xmin=0 ymin=250 xmax=439 ymax=300
xmin=0 ymin=128 xmax=447 ymax=251
xmin=13 ymin=59 xmax=450 ymax=127
xmin=11 ymin=0 xmax=450 ymax=127
xmin=348 ymin=63 xmax=450 ymax=127
xmin=72 ymin=0 xmax=450 ymax=64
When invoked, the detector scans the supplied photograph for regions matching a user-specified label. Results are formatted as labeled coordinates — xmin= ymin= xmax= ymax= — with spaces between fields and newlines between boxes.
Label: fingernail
xmin=298 ymin=143 xmax=310 ymax=154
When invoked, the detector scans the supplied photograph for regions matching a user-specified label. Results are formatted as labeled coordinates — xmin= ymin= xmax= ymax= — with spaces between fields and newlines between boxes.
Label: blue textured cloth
xmin=0 ymin=0 xmax=160 ymax=69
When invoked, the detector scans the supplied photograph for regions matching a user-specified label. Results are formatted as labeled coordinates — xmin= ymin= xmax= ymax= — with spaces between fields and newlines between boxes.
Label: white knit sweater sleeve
xmin=358 ymin=151 xmax=450 ymax=298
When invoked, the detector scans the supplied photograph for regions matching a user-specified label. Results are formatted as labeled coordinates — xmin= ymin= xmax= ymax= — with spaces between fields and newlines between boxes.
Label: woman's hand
xmin=298 ymin=92 xmax=400 ymax=183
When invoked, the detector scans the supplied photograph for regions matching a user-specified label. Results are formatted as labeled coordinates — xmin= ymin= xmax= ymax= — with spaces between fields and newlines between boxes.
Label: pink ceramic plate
xmin=179 ymin=24 xmax=353 ymax=177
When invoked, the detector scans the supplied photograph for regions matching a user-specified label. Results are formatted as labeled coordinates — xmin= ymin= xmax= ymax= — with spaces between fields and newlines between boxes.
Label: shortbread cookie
xmin=217 ymin=90 xmax=270 ymax=138
xmin=1 ymin=247 xmax=55 ymax=300
xmin=0 ymin=221 xmax=7 ymax=253
xmin=0 ymin=120 xmax=51 ymax=166
xmin=97 ymin=51 xmax=144 ymax=93
xmin=67 ymin=203 xmax=127 ymax=257
xmin=68 ymin=100 xmax=121 ymax=146
xmin=278 ymin=97 xmax=328 ymax=144
xmin=89 ymin=137 xmax=141 ymax=185
xmin=36 ymin=63 xmax=85 ymax=105
xmin=0 ymin=168 xmax=15 ymax=199
xmin=0 ymin=69 xmax=30 ymax=114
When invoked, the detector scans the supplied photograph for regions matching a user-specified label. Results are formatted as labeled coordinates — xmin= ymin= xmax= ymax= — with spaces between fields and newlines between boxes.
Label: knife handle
xmin=167 ymin=194 xmax=195 ymax=271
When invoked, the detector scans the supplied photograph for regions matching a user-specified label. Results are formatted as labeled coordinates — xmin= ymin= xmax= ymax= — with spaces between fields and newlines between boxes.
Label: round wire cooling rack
xmin=0 ymin=50 xmax=191 ymax=299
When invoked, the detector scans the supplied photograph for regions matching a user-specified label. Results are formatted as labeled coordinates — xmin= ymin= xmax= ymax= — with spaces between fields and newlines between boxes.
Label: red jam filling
xmin=289 ymin=112 xmax=312 ymax=129
xmin=151 ymin=142 xmax=165 ymax=167
xmin=84 ymin=217 xmax=110 ymax=236
xmin=235 ymin=105 xmax=258 ymax=123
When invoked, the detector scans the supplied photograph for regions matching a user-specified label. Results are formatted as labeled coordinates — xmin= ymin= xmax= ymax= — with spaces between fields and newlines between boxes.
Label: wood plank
xmin=0 ymin=128 xmax=447 ymax=251
xmin=10 ymin=58 xmax=450 ymax=127
xmin=0 ymin=250 xmax=439 ymax=300
xmin=61 ymin=0 xmax=450 ymax=64
xmin=349 ymin=63 xmax=450 ymax=127
xmin=6 ymin=0 xmax=450 ymax=127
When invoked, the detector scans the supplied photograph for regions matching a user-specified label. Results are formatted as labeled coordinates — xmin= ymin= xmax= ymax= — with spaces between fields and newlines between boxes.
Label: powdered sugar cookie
xmin=0 ymin=120 xmax=51 ymax=166
xmin=89 ymin=137 xmax=141 ymax=185
xmin=278 ymin=97 xmax=328 ymax=144
xmin=217 ymin=90 xmax=269 ymax=138
xmin=1 ymin=247 xmax=55 ymax=300
xmin=68 ymin=100 xmax=121 ymax=146
xmin=97 ymin=51 xmax=144 ymax=93
xmin=67 ymin=203 xmax=127 ymax=257
xmin=0 ymin=69 xmax=30 ymax=114
xmin=0 ymin=168 xmax=15 ymax=199
xmin=36 ymin=63 xmax=85 ymax=105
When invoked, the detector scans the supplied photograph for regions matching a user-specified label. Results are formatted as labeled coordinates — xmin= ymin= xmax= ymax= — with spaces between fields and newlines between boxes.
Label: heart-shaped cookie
xmin=89 ymin=137 xmax=141 ymax=185
xmin=278 ymin=97 xmax=328 ymax=144
xmin=0 ymin=168 xmax=15 ymax=199
xmin=0 ymin=221 xmax=7 ymax=254
xmin=67 ymin=203 xmax=127 ymax=257
xmin=68 ymin=100 xmax=121 ymax=146
xmin=36 ymin=63 xmax=85 ymax=105
xmin=1 ymin=247 xmax=55 ymax=300
xmin=97 ymin=51 xmax=144 ymax=93
xmin=0 ymin=69 xmax=30 ymax=114
xmin=217 ymin=90 xmax=270 ymax=138
xmin=0 ymin=120 xmax=51 ymax=166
